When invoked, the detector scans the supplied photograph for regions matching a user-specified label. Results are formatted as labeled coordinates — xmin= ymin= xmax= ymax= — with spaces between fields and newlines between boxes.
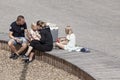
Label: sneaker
xmin=12 ymin=54 xmax=19 ymax=60
xmin=9 ymin=53 xmax=16 ymax=59
xmin=80 ymin=48 xmax=90 ymax=53
xmin=24 ymin=59 xmax=33 ymax=64
xmin=22 ymin=55 xmax=29 ymax=60
xmin=19 ymin=53 xmax=25 ymax=57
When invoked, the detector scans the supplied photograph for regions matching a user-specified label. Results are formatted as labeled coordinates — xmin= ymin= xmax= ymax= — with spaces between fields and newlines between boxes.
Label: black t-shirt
xmin=9 ymin=21 xmax=27 ymax=37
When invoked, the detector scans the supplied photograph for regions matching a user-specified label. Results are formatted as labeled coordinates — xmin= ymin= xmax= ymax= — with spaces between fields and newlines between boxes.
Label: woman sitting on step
xmin=22 ymin=21 xmax=53 ymax=63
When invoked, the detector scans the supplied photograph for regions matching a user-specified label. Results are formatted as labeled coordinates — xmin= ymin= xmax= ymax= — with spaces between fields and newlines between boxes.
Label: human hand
xmin=36 ymin=34 xmax=41 ymax=39
xmin=14 ymin=38 xmax=21 ymax=42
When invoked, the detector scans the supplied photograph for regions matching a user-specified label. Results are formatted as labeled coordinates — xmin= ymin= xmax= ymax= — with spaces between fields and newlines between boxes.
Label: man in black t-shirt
xmin=8 ymin=15 xmax=28 ymax=59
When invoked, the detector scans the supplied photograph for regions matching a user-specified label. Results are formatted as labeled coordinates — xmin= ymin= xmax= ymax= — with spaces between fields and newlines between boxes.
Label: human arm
xmin=36 ymin=31 xmax=41 ymax=39
xmin=39 ymin=31 xmax=46 ymax=43
xmin=9 ymin=31 xmax=20 ymax=42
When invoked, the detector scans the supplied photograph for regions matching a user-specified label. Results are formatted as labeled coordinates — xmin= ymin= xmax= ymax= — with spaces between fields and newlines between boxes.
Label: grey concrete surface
xmin=48 ymin=49 xmax=120 ymax=80
xmin=0 ymin=0 xmax=120 ymax=79
xmin=0 ymin=0 xmax=120 ymax=57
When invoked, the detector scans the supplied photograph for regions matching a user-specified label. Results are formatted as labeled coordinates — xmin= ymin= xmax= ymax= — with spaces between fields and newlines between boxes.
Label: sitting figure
xmin=29 ymin=23 xmax=41 ymax=41
xmin=22 ymin=21 xmax=53 ymax=63
xmin=8 ymin=15 xmax=28 ymax=60
xmin=56 ymin=26 xmax=90 ymax=52
xmin=56 ymin=26 xmax=76 ymax=52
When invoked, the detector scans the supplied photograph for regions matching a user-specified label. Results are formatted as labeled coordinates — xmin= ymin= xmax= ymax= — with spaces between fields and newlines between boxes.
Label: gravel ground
xmin=0 ymin=50 xmax=80 ymax=80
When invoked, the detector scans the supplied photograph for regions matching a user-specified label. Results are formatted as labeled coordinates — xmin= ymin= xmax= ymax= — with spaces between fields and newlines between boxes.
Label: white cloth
xmin=30 ymin=29 xmax=40 ymax=40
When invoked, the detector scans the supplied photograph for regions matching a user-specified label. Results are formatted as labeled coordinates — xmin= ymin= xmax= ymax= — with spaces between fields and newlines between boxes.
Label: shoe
xmin=9 ymin=53 xmax=16 ymax=59
xmin=22 ymin=55 xmax=29 ymax=60
xmin=80 ymin=48 xmax=90 ymax=53
xmin=24 ymin=59 xmax=33 ymax=64
xmin=19 ymin=53 xmax=25 ymax=57
xmin=12 ymin=54 xmax=19 ymax=60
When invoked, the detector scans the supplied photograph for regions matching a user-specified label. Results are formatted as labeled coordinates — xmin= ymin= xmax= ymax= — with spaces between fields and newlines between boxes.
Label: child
xmin=23 ymin=23 xmax=41 ymax=63
xmin=29 ymin=23 xmax=41 ymax=41
xmin=56 ymin=26 xmax=76 ymax=52
xmin=56 ymin=26 xmax=90 ymax=52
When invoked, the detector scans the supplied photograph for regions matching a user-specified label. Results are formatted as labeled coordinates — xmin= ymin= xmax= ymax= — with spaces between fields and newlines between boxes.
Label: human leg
xmin=8 ymin=39 xmax=17 ymax=53
xmin=8 ymin=39 xmax=17 ymax=58
xmin=56 ymin=42 xmax=65 ymax=49
xmin=13 ymin=37 xmax=28 ymax=59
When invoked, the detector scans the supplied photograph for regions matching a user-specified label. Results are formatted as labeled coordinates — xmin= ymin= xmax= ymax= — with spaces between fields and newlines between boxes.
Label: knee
xmin=22 ymin=43 xmax=28 ymax=48
xmin=31 ymin=40 xmax=37 ymax=43
xmin=55 ymin=42 xmax=59 ymax=46
xmin=30 ymin=40 xmax=38 ymax=47
xmin=22 ymin=38 xmax=27 ymax=43
xmin=30 ymin=42 xmax=34 ymax=48
xmin=8 ymin=40 xmax=14 ymax=46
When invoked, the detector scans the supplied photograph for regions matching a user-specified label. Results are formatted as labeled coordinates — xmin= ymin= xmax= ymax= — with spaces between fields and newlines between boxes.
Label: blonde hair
xmin=65 ymin=26 xmax=73 ymax=34
xmin=31 ymin=23 xmax=37 ymax=31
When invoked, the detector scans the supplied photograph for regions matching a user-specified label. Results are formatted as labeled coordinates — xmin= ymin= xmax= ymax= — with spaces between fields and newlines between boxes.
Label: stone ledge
xmin=0 ymin=40 xmax=95 ymax=80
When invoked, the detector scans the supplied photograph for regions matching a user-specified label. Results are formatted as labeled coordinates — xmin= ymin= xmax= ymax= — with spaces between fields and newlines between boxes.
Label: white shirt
xmin=64 ymin=33 xmax=76 ymax=51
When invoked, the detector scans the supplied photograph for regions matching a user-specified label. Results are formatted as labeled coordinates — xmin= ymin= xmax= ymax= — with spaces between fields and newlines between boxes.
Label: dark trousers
xmin=30 ymin=40 xmax=53 ymax=52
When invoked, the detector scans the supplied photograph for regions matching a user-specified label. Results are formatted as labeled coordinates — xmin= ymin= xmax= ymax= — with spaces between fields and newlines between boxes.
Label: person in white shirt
xmin=56 ymin=26 xmax=76 ymax=52
xmin=56 ymin=26 xmax=90 ymax=53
